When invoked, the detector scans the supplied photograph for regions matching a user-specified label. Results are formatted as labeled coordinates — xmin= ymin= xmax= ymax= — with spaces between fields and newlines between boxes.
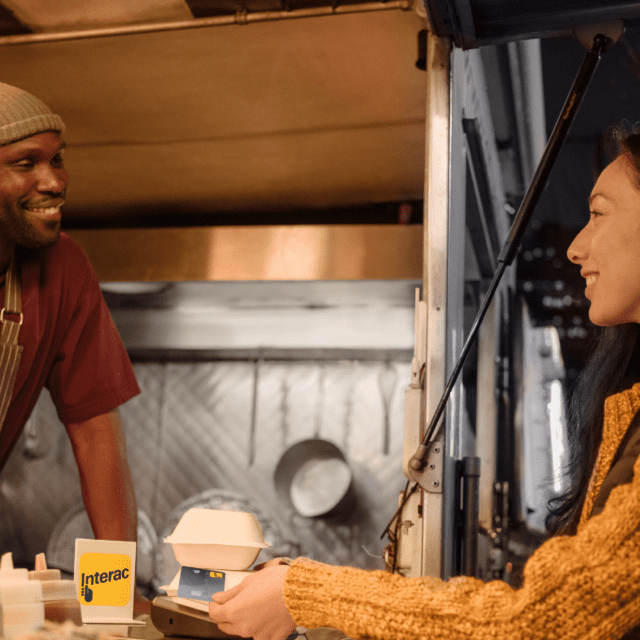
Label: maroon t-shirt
xmin=0 ymin=233 xmax=140 ymax=471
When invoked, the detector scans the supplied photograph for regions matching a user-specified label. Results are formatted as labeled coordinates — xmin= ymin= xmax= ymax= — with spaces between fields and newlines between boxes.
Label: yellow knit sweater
xmin=283 ymin=383 xmax=640 ymax=639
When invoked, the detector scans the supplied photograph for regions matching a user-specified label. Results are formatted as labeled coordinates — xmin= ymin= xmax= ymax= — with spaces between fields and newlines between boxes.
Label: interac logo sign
xmin=78 ymin=552 xmax=131 ymax=606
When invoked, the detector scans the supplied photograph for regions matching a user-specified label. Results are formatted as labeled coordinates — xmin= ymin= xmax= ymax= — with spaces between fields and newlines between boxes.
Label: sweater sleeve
xmin=284 ymin=457 xmax=640 ymax=640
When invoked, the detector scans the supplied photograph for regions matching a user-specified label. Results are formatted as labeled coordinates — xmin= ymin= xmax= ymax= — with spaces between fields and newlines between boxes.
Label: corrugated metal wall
xmin=0 ymin=358 xmax=410 ymax=587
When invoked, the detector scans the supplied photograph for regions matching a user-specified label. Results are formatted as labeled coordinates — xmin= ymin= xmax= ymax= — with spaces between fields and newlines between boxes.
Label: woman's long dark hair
xmin=545 ymin=128 xmax=640 ymax=536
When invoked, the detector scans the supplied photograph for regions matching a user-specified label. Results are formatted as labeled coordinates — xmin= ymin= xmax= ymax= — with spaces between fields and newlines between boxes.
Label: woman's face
xmin=567 ymin=154 xmax=640 ymax=326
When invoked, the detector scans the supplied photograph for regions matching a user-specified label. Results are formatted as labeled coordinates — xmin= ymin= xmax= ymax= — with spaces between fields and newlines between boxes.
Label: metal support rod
xmin=408 ymin=33 xmax=608 ymax=472
xmin=462 ymin=456 xmax=481 ymax=577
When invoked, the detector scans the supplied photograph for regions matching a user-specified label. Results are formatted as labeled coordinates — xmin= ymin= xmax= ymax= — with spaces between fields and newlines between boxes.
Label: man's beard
xmin=0 ymin=204 xmax=61 ymax=250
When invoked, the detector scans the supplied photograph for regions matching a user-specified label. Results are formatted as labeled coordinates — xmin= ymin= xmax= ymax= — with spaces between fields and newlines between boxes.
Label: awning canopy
xmin=423 ymin=0 xmax=640 ymax=48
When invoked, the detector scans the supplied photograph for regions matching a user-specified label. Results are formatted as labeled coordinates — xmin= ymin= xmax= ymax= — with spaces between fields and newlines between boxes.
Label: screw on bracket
xmin=407 ymin=442 xmax=444 ymax=493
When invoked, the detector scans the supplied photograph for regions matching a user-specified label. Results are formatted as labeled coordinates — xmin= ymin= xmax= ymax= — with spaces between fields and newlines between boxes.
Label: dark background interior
xmin=519 ymin=28 xmax=640 ymax=388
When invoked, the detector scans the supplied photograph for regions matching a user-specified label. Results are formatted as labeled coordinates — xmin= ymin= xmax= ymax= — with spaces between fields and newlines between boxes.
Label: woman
xmin=208 ymin=130 xmax=640 ymax=640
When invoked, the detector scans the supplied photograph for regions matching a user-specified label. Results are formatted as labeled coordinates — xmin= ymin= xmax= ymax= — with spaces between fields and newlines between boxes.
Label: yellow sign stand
xmin=74 ymin=539 xmax=144 ymax=627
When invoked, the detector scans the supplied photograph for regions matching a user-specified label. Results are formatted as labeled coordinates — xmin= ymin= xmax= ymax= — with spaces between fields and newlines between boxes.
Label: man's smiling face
xmin=0 ymin=131 xmax=68 ymax=257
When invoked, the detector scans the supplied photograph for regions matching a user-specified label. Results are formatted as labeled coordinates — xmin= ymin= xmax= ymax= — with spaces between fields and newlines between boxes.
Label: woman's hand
xmin=208 ymin=563 xmax=296 ymax=640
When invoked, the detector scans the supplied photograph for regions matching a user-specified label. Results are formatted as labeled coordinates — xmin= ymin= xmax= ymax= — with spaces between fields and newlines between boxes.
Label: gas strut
xmin=384 ymin=26 xmax=623 ymax=540
xmin=410 ymin=31 xmax=610 ymax=473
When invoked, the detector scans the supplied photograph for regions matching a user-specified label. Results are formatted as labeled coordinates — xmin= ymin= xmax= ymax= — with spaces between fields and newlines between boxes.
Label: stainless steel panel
xmin=153 ymin=363 xmax=256 ymax=526
xmin=120 ymin=364 xmax=165 ymax=522
xmin=1 ymin=357 xmax=410 ymax=577
xmin=0 ymin=390 xmax=83 ymax=565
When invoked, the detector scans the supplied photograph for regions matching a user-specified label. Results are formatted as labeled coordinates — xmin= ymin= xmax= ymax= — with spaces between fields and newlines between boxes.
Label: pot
xmin=274 ymin=439 xmax=355 ymax=518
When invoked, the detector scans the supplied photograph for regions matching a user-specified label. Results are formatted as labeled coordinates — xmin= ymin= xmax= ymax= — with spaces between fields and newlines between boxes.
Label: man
xmin=0 ymin=82 xmax=141 ymax=562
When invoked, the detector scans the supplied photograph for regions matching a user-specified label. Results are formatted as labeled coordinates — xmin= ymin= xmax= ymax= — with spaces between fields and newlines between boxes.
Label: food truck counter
xmin=21 ymin=601 xmax=352 ymax=640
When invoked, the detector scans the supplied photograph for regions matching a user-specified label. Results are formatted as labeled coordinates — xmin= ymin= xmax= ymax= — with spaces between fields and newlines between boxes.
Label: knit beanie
xmin=0 ymin=82 xmax=65 ymax=146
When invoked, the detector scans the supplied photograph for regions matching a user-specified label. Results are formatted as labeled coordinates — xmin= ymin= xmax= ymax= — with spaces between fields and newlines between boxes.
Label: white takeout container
xmin=164 ymin=508 xmax=270 ymax=570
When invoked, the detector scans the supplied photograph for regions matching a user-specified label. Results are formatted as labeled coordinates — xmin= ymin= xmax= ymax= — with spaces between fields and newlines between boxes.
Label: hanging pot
xmin=274 ymin=439 xmax=356 ymax=519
